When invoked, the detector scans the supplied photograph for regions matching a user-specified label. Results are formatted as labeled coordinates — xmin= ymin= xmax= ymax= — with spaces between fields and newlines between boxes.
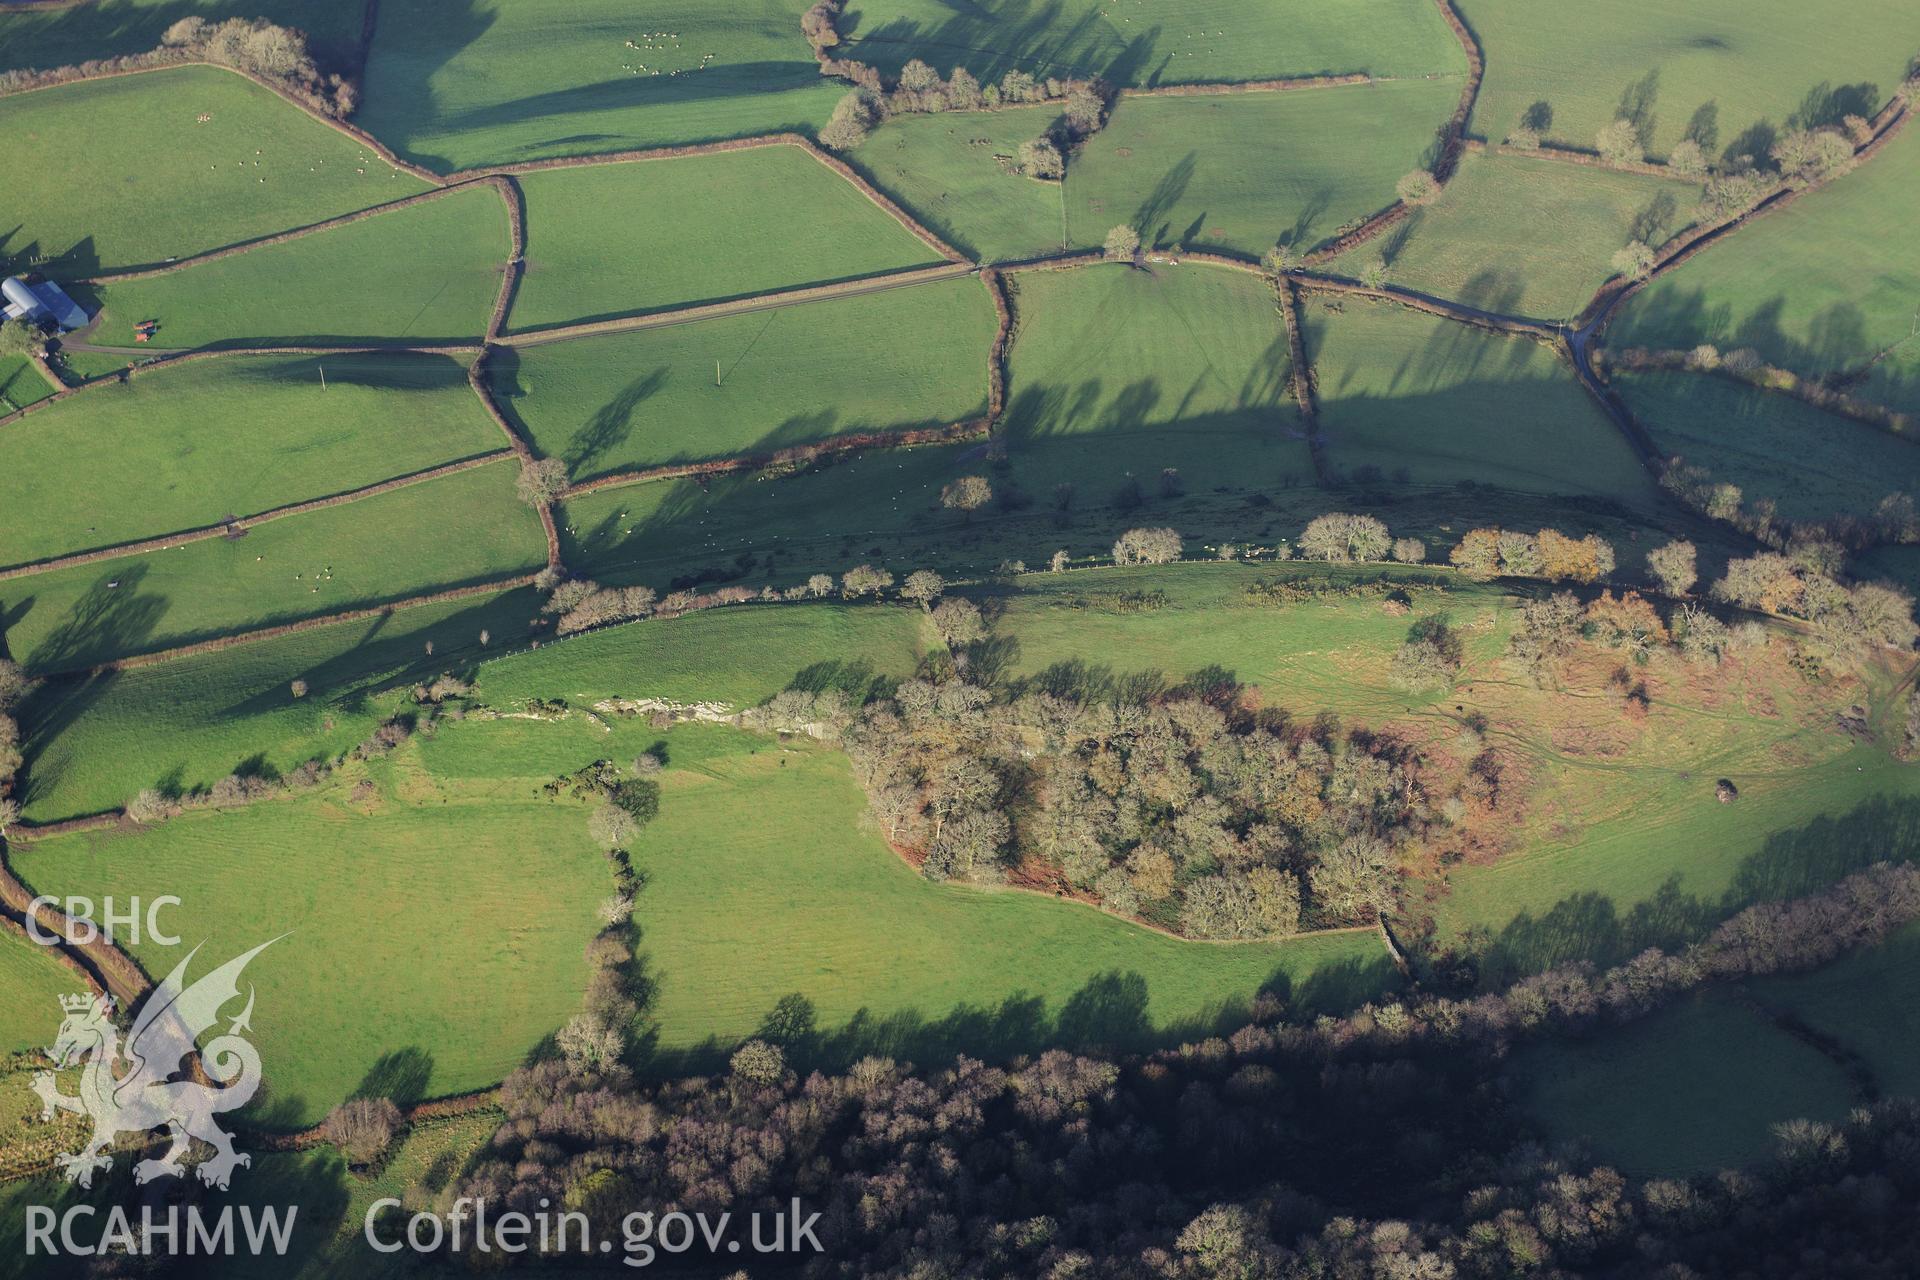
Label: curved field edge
xmin=0 ymin=65 xmax=433 ymax=274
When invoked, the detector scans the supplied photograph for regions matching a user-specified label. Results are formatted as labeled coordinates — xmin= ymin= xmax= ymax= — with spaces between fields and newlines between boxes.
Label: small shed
xmin=1 ymin=275 xmax=89 ymax=331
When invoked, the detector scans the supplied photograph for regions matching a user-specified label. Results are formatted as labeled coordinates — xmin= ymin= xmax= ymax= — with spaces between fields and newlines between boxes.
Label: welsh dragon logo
xmin=33 ymin=939 xmax=277 ymax=1190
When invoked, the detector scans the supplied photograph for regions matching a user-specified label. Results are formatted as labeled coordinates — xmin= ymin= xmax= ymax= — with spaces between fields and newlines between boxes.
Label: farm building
xmin=2 ymin=274 xmax=89 ymax=331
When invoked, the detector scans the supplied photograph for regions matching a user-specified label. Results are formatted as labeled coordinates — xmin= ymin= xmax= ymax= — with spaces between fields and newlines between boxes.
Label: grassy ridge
xmin=1616 ymin=369 xmax=1920 ymax=523
xmin=841 ymin=0 xmax=1466 ymax=87
xmin=0 ymin=66 xmax=430 ymax=274
xmin=0 ymin=459 xmax=547 ymax=673
xmin=1458 ymin=0 xmax=1920 ymax=159
xmin=507 ymin=148 xmax=945 ymax=331
xmin=78 ymin=185 xmax=509 ymax=348
xmin=357 ymin=0 xmax=844 ymax=172
xmin=470 ymin=598 xmax=930 ymax=709
xmin=494 ymin=275 xmax=996 ymax=480
xmin=1304 ymin=296 xmax=1658 ymax=504
xmin=1 ymin=352 xmax=502 ymax=566
xmin=13 ymin=791 xmax=608 ymax=1127
xmin=15 ymin=587 xmax=543 ymax=824
xmin=1330 ymin=150 xmax=1701 ymax=319
xmin=1612 ymin=121 xmax=1920 ymax=408
xmin=984 ymin=561 xmax=1512 ymax=711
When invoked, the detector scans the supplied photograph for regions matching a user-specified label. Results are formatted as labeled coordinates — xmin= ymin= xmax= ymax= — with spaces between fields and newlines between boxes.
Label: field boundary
xmin=1271 ymin=275 xmax=1330 ymax=483
xmin=33 ymin=573 xmax=541 ymax=679
xmin=0 ymin=59 xmax=443 ymax=185
xmin=0 ymin=451 xmax=516 ymax=581
xmin=1581 ymin=91 xmax=1914 ymax=336
xmin=0 ymin=850 xmax=151 ymax=1007
xmin=1459 ymin=136 xmax=1694 ymax=181
xmin=76 ymin=183 xmax=490 ymax=285
xmin=496 ymin=261 xmax=977 ymax=348
xmin=1606 ymin=347 xmax=1917 ymax=439
xmin=466 ymin=351 xmax=562 ymax=571
xmin=559 ymin=417 xmax=993 ymax=499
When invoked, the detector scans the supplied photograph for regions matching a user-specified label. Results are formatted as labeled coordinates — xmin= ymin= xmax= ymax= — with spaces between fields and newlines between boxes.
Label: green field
xmin=1513 ymin=989 xmax=1855 ymax=1177
xmin=415 ymin=721 xmax=1397 ymax=1064
xmin=356 ymin=0 xmax=845 ymax=172
xmin=0 ymin=0 xmax=367 ymax=75
xmin=472 ymin=597 xmax=929 ymax=710
xmin=79 ymin=186 xmax=509 ymax=348
xmin=1441 ymin=702 xmax=1920 ymax=982
xmin=0 ymin=354 xmax=54 ymax=412
xmin=15 ymin=587 xmax=543 ymax=824
xmin=850 ymin=80 xmax=1464 ymax=265
xmin=1001 ymin=262 xmax=1313 ymax=487
xmin=1617 ymin=370 xmax=1920 ymax=523
xmin=851 ymin=104 xmax=1069 ymax=263
xmin=1458 ymin=0 xmax=1920 ymax=160
xmin=1612 ymin=121 xmax=1920 ymax=404
xmin=840 ymin=0 xmax=1466 ymax=86
xmin=1069 ymin=81 xmax=1464 ymax=259
xmin=1756 ymin=920 xmax=1920 ymax=1098
xmin=507 ymin=147 xmax=945 ymax=331
xmin=0 ymin=66 xmax=431 ymax=274
xmin=13 ymin=792 xmax=608 ymax=1127
xmin=1331 ymin=149 xmax=1700 ymax=320
xmin=0 ymin=459 xmax=546 ymax=673
xmin=0 ymin=929 xmax=86 ymax=1056
xmin=494 ymin=275 xmax=995 ymax=480
xmin=985 ymin=561 xmax=1512 ymax=709
xmin=1 ymin=352 xmax=502 ymax=566
xmin=1304 ymin=296 xmax=1658 ymax=503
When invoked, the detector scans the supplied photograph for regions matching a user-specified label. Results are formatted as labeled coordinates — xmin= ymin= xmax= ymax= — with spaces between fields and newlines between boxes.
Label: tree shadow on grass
xmin=1472 ymin=793 xmax=1920 ymax=987
xmin=631 ymin=951 xmax=1399 ymax=1079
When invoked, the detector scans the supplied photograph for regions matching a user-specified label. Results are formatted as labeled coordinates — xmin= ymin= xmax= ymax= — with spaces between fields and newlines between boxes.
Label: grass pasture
xmin=1304 ymin=296 xmax=1657 ymax=504
xmin=984 ymin=561 xmax=1512 ymax=713
xmin=0 ymin=458 xmax=547 ymax=673
xmin=1513 ymin=989 xmax=1855 ymax=1176
xmin=1439 ymin=671 xmax=1920 ymax=982
xmin=0 ymin=929 xmax=86 ymax=1056
xmin=1067 ymin=80 xmax=1464 ymax=258
xmin=356 ymin=0 xmax=844 ymax=172
xmin=493 ymin=275 xmax=995 ymax=480
xmin=78 ymin=185 xmax=509 ymax=348
xmin=507 ymin=147 xmax=946 ymax=331
xmin=1458 ymin=0 xmax=1920 ymax=160
xmin=1001 ymin=262 xmax=1312 ymax=488
xmin=1616 ymin=370 xmax=1920 ymax=523
xmin=1611 ymin=121 xmax=1920 ymax=404
xmin=840 ymin=0 xmax=1466 ymax=88
xmin=0 ymin=352 xmax=503 ymax=567
xmin=546 ymin=724 xmax=1397 ymax=1064
xmin=1331 ymin=149 xmax=1700 ymax=320
xmin=15 ymin=587 xmax=543 ymax=824
xmin=0 ymin=66 xmax=430 ymax=275
xmin=12 ymin=791 xmax=609 ymax=1127
xmin=0 ymin=354 xmax=54 ymax=412
xmin=851 ymin=104 xmax=1069 ymax=263
xmin=470 ymin=596 xmax=930 ymax=709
